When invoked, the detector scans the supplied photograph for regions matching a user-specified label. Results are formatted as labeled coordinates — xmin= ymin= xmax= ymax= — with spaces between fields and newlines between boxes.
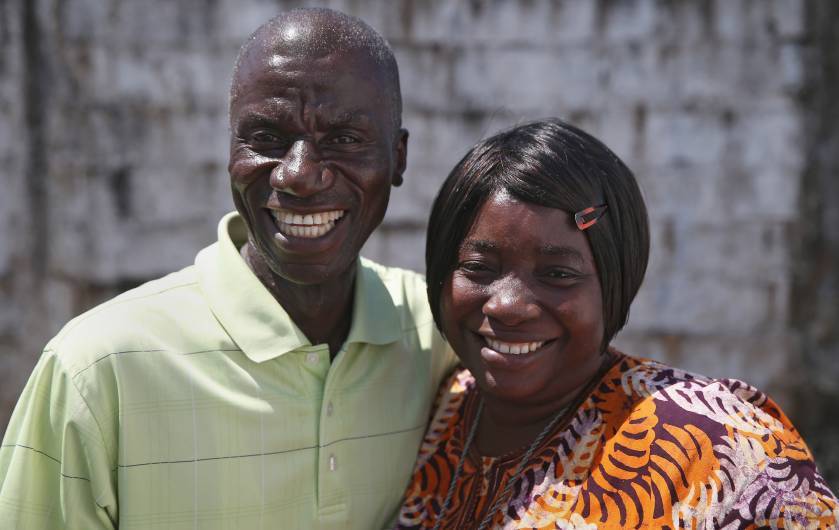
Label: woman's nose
xmin=481 ymin=276 xmax=540 ymax=326
xmin=269 ymin=140 xmax=335 ymax=197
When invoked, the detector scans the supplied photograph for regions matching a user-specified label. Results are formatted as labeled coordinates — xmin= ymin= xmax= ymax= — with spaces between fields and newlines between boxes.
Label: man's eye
xmin=326 ymin=135 xmax=359 ymax=145
xmin=252 ymin=132 xmax=282 ymax=144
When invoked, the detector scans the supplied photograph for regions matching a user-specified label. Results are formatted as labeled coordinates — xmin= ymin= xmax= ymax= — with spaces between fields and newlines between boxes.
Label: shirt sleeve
xmin=721 ymin=448 xmax=839 ymax=527
xmin=0 ymin=349 xmax=118 ymax=529
xmin=735 ymin=430 xmax=838 ymax=525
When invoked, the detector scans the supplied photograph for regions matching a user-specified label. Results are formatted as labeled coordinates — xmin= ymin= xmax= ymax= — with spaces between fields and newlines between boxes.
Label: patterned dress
xmin=395 ymin=352 xmax=838 ymax=529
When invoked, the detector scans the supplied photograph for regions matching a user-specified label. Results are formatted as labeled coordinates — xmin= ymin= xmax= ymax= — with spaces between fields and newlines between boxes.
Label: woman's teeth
xmin=273 ymin=210 xmax=345 ymax=239
xmin=484 ymin=338 xmax=545 ymax=355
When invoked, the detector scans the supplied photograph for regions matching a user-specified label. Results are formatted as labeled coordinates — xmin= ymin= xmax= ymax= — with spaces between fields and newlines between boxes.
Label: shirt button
xmin=326 ymin=401 xmax=334 ymax=416
xmin=328 ymin=454 xmax=337 ymax=471
xmin=306 ymin=352 xmax=319 ymax=364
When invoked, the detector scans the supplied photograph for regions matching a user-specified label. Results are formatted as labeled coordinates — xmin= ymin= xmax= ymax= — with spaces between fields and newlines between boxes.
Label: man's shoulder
xmin=46 ymin=265 xmax=209 ymax=372
xmin=359 ymin=256 xmax=425 ymax=287
xmin=359 ymin=257 xmax=434 ymax=331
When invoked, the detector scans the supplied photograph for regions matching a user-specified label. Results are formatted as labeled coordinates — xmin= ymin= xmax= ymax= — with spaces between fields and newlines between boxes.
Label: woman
xmin=395 ymin=119 xmax=838 ymax=529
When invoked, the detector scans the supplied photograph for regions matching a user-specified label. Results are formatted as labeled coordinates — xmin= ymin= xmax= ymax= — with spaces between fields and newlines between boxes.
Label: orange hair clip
xmin=574 ymin=204 xmax=608 ymax=230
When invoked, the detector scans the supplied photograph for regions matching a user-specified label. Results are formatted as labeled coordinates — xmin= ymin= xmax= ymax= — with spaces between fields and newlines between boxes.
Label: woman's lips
xmin=478 ymin=334 xmax=556 ymax=371
xmin=271 ymin=209 xmax=345 ymax=239
xmin=482 ymin=336 xmax=550 ymax=355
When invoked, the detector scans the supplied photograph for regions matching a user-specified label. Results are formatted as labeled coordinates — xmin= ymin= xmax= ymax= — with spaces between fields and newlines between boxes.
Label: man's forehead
xmin=230 ymin=57 xmax=390 ymax=129
xmin=235 ymin=103 xmax=376 ymax=128
xmin=232 ymin=52 xmax=391 ymax=117
xmin=235 ymin=46 xmax=385 ymax=88
xmin=229 ymin=10 xmax=401 ymax=129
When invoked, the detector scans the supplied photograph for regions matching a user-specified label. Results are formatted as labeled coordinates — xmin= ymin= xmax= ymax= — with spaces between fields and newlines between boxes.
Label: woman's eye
xmin=544 ymin=269 xmax=578 ymax=281
xmin=458 ymin=261 xmax=493 ymax=274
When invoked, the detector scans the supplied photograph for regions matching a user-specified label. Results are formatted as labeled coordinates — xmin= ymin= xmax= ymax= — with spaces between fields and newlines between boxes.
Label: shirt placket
xmin=315 ymin=344 xmax=348 ymax=518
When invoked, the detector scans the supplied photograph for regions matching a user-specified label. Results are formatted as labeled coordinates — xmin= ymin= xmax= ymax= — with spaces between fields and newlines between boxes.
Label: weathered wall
xmin=788 ymin=0 xmax=839 ymax=484
xmin=1 ymin=0 xmax=836 ymax=485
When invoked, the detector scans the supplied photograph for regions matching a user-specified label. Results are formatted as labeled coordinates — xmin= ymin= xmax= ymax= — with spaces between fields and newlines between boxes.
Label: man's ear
xmin=392 ymin=128 xmax=409 ymax=187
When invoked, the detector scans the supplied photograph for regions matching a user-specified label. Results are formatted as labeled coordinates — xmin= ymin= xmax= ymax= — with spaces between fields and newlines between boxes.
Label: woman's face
xmin=440 ymin=190 xmax=605 ymax=406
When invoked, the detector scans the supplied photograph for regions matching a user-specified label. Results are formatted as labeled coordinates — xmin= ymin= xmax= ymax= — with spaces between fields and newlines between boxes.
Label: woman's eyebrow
xmin=539 ymin=244 xmax=584 ymax=263
xmin=460 ymin=239 xmax=497 ymax=253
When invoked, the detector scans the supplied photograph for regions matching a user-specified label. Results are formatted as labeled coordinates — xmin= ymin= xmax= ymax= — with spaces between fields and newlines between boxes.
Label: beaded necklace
xmin=431 ymin=397 xmax=571 ymax=530
xmin=431 ymin=352 xmax=615 ymax=530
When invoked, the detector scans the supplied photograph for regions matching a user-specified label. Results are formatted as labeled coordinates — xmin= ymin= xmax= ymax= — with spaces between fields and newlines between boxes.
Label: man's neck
xmin=241 ymin=243 xmax=355 ymax=358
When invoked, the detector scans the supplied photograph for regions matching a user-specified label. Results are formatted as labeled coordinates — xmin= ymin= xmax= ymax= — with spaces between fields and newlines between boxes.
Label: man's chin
xmin=241 ymin=237 xmax=355 ymax=287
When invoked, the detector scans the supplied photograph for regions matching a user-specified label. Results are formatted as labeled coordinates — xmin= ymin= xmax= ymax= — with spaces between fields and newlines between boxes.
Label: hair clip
xmin=574 ymin=204 xmax=608 ymax=230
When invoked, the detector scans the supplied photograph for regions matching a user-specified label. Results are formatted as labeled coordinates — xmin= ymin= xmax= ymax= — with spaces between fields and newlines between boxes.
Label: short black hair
xmin=230 ymin=8 xmax=402 ymax=131
xmin=426 ymin=118 xmax=650 ymax=350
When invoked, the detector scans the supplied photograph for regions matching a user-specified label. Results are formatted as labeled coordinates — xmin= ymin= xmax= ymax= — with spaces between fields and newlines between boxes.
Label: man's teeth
xmin=273 ymin=210 xmax=345 ymax=239
xmin=484 ymin=338 xmax=545 ymax=355
xmin=276 ymin=210 xmax=344 ymax=225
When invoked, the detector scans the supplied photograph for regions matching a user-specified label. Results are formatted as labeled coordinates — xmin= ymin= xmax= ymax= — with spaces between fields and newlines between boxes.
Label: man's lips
xmin=270 ymin=209 xmax=345 ymax=239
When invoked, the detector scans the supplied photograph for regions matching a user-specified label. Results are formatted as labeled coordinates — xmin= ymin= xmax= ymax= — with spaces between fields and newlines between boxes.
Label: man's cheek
xmin=229 ymin=149 xmax=275 ymax=186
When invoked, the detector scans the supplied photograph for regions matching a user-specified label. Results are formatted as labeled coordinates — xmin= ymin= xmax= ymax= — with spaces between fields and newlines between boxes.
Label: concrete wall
xmin=1 ymin=0 xmax=837 ymax=485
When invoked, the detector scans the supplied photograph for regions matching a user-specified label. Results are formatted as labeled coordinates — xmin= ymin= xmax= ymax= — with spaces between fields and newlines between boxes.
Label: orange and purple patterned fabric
xmin=396 ymin=352 xmax=838 ymax=529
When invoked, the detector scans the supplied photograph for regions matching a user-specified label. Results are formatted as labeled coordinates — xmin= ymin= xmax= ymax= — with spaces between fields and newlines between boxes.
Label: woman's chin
xmin=474 ymin=367 xmax=538 ymax=404
xmin=466 ymin=345 xmax=547 ymax=399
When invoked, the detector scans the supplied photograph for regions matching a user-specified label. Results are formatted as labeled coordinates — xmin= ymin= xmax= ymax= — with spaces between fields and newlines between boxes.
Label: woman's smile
xmin=481 ymin=335 xmax=550 ymax=355
xmin=477 ymin=333 xmax=563 ymax=375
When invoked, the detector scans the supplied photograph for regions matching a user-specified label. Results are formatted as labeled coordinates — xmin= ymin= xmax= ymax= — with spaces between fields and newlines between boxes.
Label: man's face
xmin=228 ymin=48 xmax=406 ymax=285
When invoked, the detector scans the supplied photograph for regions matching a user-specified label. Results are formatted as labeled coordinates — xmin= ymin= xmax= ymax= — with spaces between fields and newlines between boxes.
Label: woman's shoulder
xmin=543 ymin=351 xmax=838 ymax=527
xmin=604 ymin=352 xmax=797 ymax=438
xmin=596 ymin=352 xmax=832 ymax=501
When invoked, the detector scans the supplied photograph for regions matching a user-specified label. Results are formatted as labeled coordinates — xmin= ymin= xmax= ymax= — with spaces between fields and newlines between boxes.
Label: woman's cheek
xmin=448 ymin=276 xmax=485 ymax=318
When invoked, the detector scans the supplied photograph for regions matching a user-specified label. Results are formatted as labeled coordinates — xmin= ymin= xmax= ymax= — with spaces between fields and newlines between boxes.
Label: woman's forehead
xmin=462 ymin=192 xmax=591 ymax=257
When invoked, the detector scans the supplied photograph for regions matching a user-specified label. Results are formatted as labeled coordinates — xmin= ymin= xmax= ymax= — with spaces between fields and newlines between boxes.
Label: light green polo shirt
xmin=0 ymin=212 xmax=456 ymax=529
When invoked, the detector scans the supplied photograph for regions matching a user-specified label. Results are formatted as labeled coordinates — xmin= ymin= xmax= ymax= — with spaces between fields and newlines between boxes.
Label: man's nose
xmin=482 ymin=276 xmax=540 ymax=326
xmin=270 ymin=140 xmax=335 ymax=197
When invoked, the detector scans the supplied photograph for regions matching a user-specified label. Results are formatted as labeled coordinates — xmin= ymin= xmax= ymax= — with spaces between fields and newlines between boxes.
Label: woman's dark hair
xmin=425 ymin=118 xmax=650 ymax=350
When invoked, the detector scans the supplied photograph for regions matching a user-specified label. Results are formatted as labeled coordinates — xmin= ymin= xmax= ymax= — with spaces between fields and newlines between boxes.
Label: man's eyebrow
xmin=539 ymin=244 xmax=585 ymax=263
xmin=234 ymin=112 xmax=286 ymax=129
xmin=322 ymin=110 xmax=371 ymax=128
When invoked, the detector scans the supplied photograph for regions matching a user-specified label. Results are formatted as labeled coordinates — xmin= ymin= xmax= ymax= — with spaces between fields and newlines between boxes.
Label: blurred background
xmin=1 ymin=0 xmax=837 ymax=488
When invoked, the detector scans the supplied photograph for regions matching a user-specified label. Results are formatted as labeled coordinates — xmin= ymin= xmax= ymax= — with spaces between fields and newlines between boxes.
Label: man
xmin=0 ymin=9 xmax=454 ymax=529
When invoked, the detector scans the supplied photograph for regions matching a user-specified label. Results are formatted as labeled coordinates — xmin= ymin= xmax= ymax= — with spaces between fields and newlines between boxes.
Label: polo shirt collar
xmin=196 ymin=213 xmax=401 ymax=363
xmin=345 ymin=256 xmax=402 ymax=347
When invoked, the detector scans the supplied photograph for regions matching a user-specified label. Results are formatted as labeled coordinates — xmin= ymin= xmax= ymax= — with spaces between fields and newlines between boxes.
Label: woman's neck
xmin=473 ymin=351 xmax=615 ymax=458
xmin=474 ymin=387 xmax=583 ymax=458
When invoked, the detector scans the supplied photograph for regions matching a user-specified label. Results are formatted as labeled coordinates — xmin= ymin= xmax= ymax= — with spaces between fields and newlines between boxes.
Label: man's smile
xmin=271 ymin=209 xmax=346 ymax=239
